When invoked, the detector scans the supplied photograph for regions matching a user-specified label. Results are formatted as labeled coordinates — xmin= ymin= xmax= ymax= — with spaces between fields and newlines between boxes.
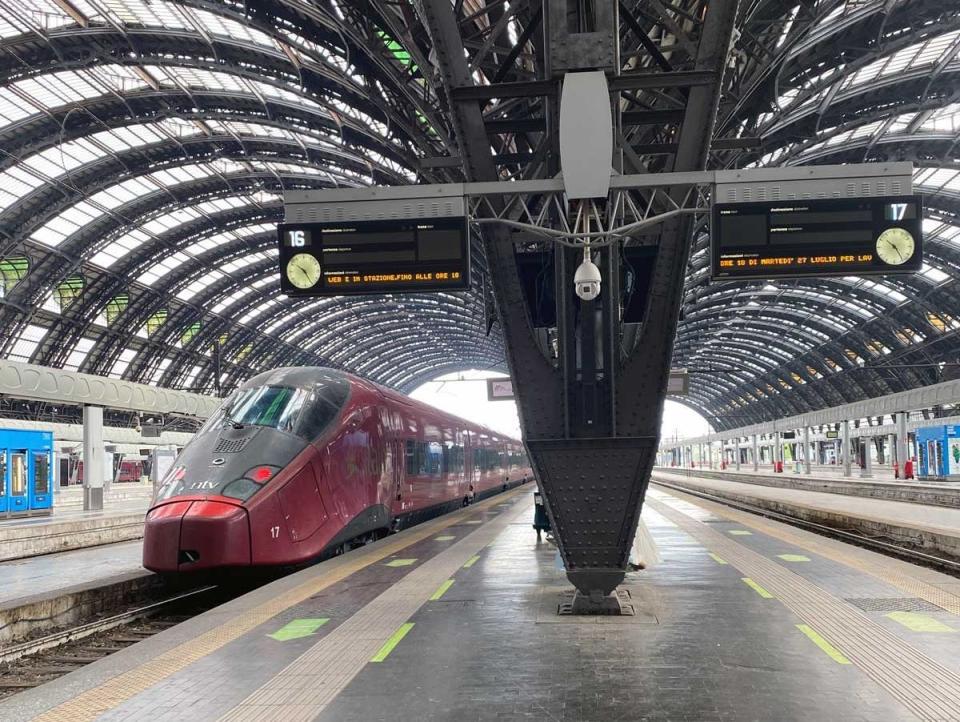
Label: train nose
xmin=143 ymin=499 xmax=251 ymax=572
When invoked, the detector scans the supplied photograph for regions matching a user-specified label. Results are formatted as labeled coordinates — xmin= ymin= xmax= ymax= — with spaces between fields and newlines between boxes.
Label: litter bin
xmin=533 ymin=491 xmax=551 ymax=537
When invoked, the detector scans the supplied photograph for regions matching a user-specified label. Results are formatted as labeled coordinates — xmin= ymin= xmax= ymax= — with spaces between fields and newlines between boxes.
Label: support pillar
xmin=862 ymin=437 xmax=873 ymax=478
xmin=803 ymin=427 xmax=812 ymax=474
xmin=842 ymin=420 xmax=852 ymax=478
xmin=752 ymin=434 xmax=759 ymax=471
xmin=896 ymin=412 xmax=909 ymax=473
xmin=735 ymin=439 xmax=741 ymax=471
xmin=83 ymin=405 xmax=105 ymax=511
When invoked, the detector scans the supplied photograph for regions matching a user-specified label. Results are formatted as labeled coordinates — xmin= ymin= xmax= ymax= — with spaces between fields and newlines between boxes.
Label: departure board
xmin=711 ymin=195 xmax=923 ymax=280
xmin=278 ymin=217 xmax=470 ymax=296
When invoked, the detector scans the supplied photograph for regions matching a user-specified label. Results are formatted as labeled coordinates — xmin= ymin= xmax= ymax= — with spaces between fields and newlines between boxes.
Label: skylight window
xmin=8 ymin=324 xmax=47 ymax=362
xmin=109 ymin=348 xmax=138 ymax=379
xmin=63 ymin=337 xmax=96 ymax=371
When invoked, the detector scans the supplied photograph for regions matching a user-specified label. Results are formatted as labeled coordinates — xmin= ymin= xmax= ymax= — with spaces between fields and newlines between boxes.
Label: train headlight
xmin=221 ymin=478 xmax=261 ymax=501
xmin=245 ymin=465 xmax=280 ymax=483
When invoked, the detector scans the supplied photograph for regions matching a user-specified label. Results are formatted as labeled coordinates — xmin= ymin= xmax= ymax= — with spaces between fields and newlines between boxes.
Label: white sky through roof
xmin=410 ymin=371 xmax=713 ymax=441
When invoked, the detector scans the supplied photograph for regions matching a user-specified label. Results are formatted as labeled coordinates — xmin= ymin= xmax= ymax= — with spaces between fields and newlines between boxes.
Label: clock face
xmin=876 ymin=227 xmax=916 ymax=266
xmin=286 ymin=253 xmax=322 ymax=289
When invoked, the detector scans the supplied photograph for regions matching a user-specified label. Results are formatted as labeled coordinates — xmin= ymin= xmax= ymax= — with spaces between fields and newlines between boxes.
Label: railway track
xmin=0 ymin=585 xmax=224 ymax=701
xmin=652 ymin=477 xmax=960 ymax=575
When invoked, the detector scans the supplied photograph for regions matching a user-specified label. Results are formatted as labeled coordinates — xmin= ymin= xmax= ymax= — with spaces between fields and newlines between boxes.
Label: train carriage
xmin=143 ymin=367 xmax=531 ymax=572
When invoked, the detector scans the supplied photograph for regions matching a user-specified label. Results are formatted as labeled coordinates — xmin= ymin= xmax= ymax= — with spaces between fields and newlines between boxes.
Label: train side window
xmin=424 ymin=442 xmax=442 ymax=477
xmin=405 ymin=440 xmax=417 ymax=476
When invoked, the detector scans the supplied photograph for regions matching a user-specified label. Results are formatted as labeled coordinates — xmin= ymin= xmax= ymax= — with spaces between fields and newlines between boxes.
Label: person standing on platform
xmin=628 ymin=515 xmax=660 ymax=571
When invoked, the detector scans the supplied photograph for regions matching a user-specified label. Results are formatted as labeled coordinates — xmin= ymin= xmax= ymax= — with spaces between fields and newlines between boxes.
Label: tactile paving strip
xmin=845 ymin=598 xmax=945 ymax=613
xmin=218 ymin=501 xmax=528 ymax=722
xmin=648 ymin=496 xmax=960 ymax=722
xmin=29 ymin=490 xmax=524 ymax=722
xmin=651 ymin=483 xmax=960 ymax=616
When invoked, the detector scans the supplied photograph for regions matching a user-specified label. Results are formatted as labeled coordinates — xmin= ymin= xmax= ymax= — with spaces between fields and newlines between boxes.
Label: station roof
xmin=0 ymin=0 xmax=958 ymax=420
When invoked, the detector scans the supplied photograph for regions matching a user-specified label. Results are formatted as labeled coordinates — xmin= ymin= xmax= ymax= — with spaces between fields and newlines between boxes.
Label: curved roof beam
xmin=177 ymin=0 xmax=453 ymax=151
xmin=0 ymin=28 xmax=440 ymax=155
xmin=1 ymin=138 xmax=403 ymax=250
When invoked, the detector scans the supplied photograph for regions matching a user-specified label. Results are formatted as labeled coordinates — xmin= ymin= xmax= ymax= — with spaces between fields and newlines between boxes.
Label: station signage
xmin=711 ymin=195 xmax=923 ymax=280
xmin=278 ymin=217 xmax=470 ymax=296
xmin=487 ymin=378 xmax=515 ymax=401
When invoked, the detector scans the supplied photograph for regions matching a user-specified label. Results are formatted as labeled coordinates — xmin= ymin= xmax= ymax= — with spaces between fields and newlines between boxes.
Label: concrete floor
xmin=3 ymin=485 xmax=959 ymax=722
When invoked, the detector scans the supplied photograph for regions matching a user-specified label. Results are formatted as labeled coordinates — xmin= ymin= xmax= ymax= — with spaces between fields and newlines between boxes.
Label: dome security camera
xmin=574 ymin=251 xmax=602 ymax=301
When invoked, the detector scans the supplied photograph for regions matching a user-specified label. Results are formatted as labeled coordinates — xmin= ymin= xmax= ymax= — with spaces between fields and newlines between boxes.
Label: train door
xmin=390 ymin=439 xmax=404 ymax=507
xmin=31 ymin=450 xmax=52 ymax=511
xmin=0 ymin=449 xmax=6 ymax=514
xmin=9 ymin=449 xmax=28 ymax=514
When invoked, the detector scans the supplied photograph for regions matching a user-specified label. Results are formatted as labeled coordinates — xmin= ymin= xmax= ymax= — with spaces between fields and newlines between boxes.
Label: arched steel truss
xmin=0 ymin=0 xmax=959 ymax=417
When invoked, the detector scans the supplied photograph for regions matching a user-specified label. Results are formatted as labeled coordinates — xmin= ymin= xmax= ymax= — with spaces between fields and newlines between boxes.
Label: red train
xmin=143 ymin=367 xmax=532 ymax=572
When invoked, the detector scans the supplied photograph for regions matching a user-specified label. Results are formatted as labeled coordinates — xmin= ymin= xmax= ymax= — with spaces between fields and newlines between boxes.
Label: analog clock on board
xmin=286 ymin=253 xmax=322 ymax=289
xmin=875 ymin=227 xmax=916 ymax=266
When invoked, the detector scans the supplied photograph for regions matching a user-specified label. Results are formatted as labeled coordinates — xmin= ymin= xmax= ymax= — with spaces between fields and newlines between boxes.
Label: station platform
xmin=4 ymin=484 xmax=960 ymax=722
xmin=0 ymin=541 xmax=145 ymax=609
xmin=0 ymin=541 xmax=150 ymax=647
xmin=0 ymin=484 xmax=151 ymax=562
xmin=657 ymin=466 xmax=960 ymax=508
xmin=653 ymin=470 xmax=960 ymax=561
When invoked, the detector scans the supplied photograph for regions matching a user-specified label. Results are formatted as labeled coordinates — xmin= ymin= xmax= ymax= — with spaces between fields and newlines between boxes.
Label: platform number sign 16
xmin=287 ymin=229 xmax=307 ymax=247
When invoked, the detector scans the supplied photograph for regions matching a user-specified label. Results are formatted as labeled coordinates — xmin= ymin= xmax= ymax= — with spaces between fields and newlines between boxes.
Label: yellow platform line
xmin=463 ymin=554 xmax=481 ymax=568
xmin=31 ymin=487 xmax=524 ymax=722
xmin=651 ymin=478 xmax=960 ymax=617
xmin=708 ymin=553 xmax=728 ymax=565
xmin=742 ymin=577 xmax=774 ymax=598
xmin=429 ymin=579 xmax=455 ymax=601
xmin=886 ymin=612 xmax=956 ymax=633
xmin=796 ymin=624 xmax=852 ymax=664
xmin=371 ymin=623 xmax=415 ymax=662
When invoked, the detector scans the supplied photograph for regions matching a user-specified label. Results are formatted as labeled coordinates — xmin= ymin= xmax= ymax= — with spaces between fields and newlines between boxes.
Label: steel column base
xmin=559 ymin=588 xmax=636 ymax=616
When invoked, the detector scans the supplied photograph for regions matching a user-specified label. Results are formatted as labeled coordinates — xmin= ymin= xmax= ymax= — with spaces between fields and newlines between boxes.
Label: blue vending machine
xmin=915 ymin=424 xmax=960 ymax=482
xmin=0 ymin=429 xmax=54 ymax=517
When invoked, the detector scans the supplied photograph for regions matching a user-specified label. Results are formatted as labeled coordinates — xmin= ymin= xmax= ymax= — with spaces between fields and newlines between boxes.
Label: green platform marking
xmin=435 ymin=535 xmax=456 ymax=541
xmin=463 ymin=555 xmax=481 ymax=568
xmin=708 ymin=553 xmax=728 ymax=565
xmin=429 ymin=579 xmax=455 ymax=601
xmin=796 ymin=624 xmax=851 ymax=664
xmin=741 ymin=578 xmax=773 ymax=598
xmin=886 ymin=612 xmax=956 ymax=633
xmin=267 ymin=618 xmax=329 ymax=642
xmin=778 ymin=554 xmax=811 ymax=562
xmin=728 ymin=530 xmax=752 ymax=536
xmin=371 ymin=622 xmax=415 ymax=662
xmin=384 ymin=558 xmax=417 ymax=567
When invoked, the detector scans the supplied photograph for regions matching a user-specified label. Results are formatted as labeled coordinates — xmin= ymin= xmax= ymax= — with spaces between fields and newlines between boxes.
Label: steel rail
xmin=0 ymin=585 xmax=217 ymax=664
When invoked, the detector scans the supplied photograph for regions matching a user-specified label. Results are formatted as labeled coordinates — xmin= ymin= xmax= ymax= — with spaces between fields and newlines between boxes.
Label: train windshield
xmin=211 ymin=376 xmax=350 ymax=442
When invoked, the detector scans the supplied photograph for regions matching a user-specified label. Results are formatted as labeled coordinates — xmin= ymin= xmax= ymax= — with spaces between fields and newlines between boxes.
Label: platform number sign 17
xmin=287 ymin=229 xmax=306 ymax=247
